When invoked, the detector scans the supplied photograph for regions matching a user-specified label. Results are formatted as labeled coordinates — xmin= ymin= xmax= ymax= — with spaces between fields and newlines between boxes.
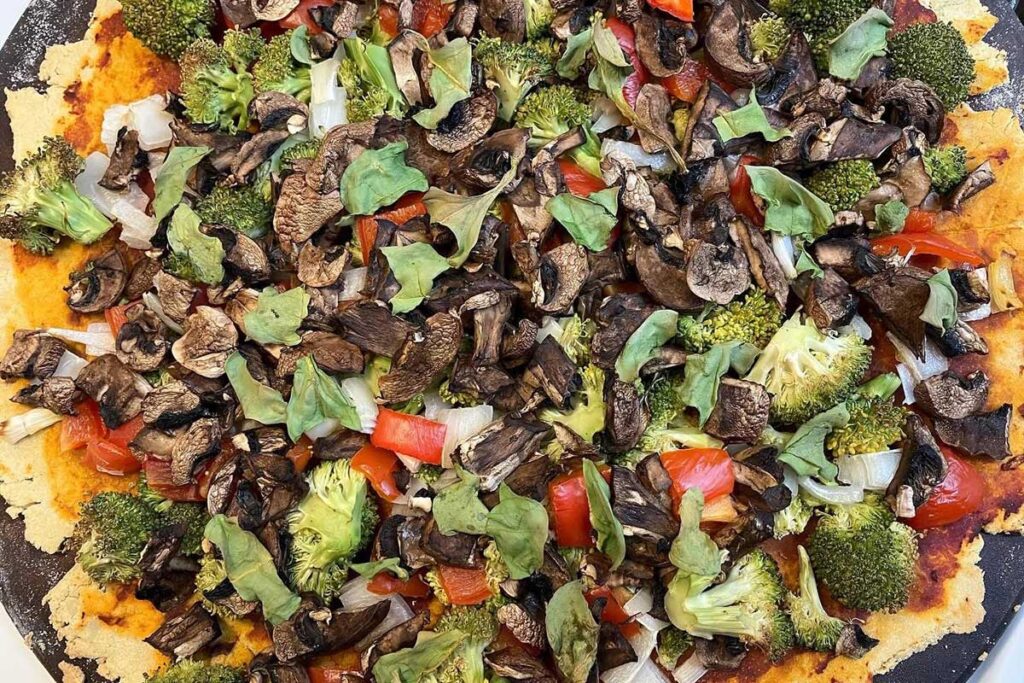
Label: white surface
xmin=0 ymin=1 xmax=1021 ymax=681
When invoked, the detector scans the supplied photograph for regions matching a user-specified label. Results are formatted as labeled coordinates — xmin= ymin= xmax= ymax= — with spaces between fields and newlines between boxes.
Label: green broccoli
xmin=253 ymin=31 xmax=312 ymax=102
xmin=539 ymin=364 xmax=606 ymax=456
xmin=526 ymin=0 xmax=556 ymax=39
xmin=339 ymin=60 xmax=389 ymax=122
xmin=631 ymin=375 xmax=725 ymax=455
xmin=889 ymin=22 xmax=975 ymax=110
xmin=281 ymin=138 xmax=323 ymax=164
xmin=195 ymin=184 xmax=272 ymax=238
xmin=195 ymin=554 xmax=233 ymax=619
xmin=749 ymin=16 xmax=792 ymax=63
xmin=162 ymin=252 xmax=204 ymax=283
xmin=770 ymin=0 xmax=873 ymax=69
xmin=433 ymin=603 xmax=501 ymax=683
xmin=179 ymin=30 xmax=264 ymax=133
xmin=676 ymin=288 xmax=784 ymax=354
xmin=550 ymin=314 xmax=598 ymax=365
xmin=475 ymin=37 xmax=554 ymax=121
xmin=923 ymin=145 xmax=969 ymax=194
xmin=826 ymin=374 xmax=907 ymax=457
xmin=773 ymin=493 xmax=816 ymax=539
xmin=438 ymin=379 xmax=482 ymax=407
xmin=76 ymin=492 xmax=162 ymax=584
xmin=657 ymin=626 xmax=694 ymax=669
xmin=807 ymin=495 xmax=918 ymax=612
xmin=288 ymin=460 xmax=377 ymax=601
xmin=515 ymin=84 xmax=591 ymax=144
xmin=338 ymin=37 xmax=406 ymax=122
xmin=137 ymin=474 xmax=173 ymax=513
xmin=806 ymin=159 xmax=880 ymax=213
xmin=0 ymin=137 xmax=112 ymax=254
xmin=162 ymin=502 xmax=209 ymax=557
xmin=120 ymin=0 xmax=215 ymax=59
xmin=147 ymin=660 xmax=244 ymax=683
xmin=745 ymin=314 xmax=870 ymax=425
xmin=483 ymin=541 xmax=509 ymax=595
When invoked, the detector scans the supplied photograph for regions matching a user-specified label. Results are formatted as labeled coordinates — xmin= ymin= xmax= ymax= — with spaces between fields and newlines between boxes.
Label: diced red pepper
xmin=902 ymin=208 xmax=938 ymax=233
xmin=659 ymin=58 xmax=708 ymax=103
xmin=286 ymin=436 xmax=315 ymax=473
xmin=871 ymin=233 xmax=985 ymax=266
xmin=548 ymin=466 xmax=612 ymax=548
xmin=104 ymin=415 xmax=145 ymax=450
xmin=370 ymin=409 xmax=447 ymax=465
xmin=646 ymin=0 xmax=694 ymax=21
xmin=84 ymin=440 xmax=141 ymax=476
xmin=436 ymin=564 xmax=492 ymax=605
xmin=60 ymin=399 xmax=107 ymax=454
xmin=585 ymin=586 xmax=631 ymax=625
xmin=660 ymin=448 xmax=735 ymax=509
xmin=367 ymin=571 xmax=432 ymax=598
xmin=352 ymin=444 xmax=401 ymax=501
xmin=557 ymin=158 xmax=606 ymax=197
xmin=730 ymin=155 xmax=765 ymax=226
xmin=104 ymin=303 xmax=133 ymax=338
xmin=412 ymin=0 xmax=455 ymax=38
xmin=278 ymin=0 xmax=335 ymax=33
xmin=356 ymin=193 xmax=429 ymax=264
xmin=908 ymin=451 xmax=985 ymax=530
xmin=376 ymin=3 xmax=400 ymax=39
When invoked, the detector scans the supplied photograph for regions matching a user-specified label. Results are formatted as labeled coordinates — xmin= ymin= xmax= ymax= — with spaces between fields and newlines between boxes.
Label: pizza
xmin=0 ymin=0 xmax=1022 ymax=681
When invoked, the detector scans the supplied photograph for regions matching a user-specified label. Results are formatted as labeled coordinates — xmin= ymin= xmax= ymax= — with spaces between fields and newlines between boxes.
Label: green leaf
xmin=712 ymin=86 xmax=793 ymax=142
xmin=615 ymin=309 xmax=680 ymax=383
xmin=412 ymin=36 xmax=473 ymax=129
xmin=204 ymin=515 xmax=301 ymax=625
xmin=351 ymin=557 xmax=410 ymax=580
xmin=921 ymin=269 xmax=959 ymax=332
xmin=434 ymin=467 xmax=490 ymax=536
xmin=592 ymin=20 xmax=629 ymax=67
xmin=286 ymin=356 xmax=361 ymax=441
xmin=290 ymin=25 xmax=313 ymax=65
xmin=372 ymin=631 xmax=465 ymax=683
xmin=485 ymin=484 xmax=549 ymax=580
xmin=795 ymin=248 xmax=825 ymax=279
xmin=582 ymin=459 xmax=625 ymax=570
xmin=342 ymin=37 xmax=406 ymax=117
xmin=166 ymin=204 xmax=225 ymax=285
xmin=668 ymin=488 xmax=722 ymax=577
xmin=225 ymin=352 xmax=288 ymax=425
xmin=339 ymin=142 xmax=428 ymax=216
xmin=244 ymin=286 xmax=310 ymax=346
xmin=557 ymin=26 xmax=594 ymax=79
xmin=679 ymin=341 xmax=758 ymax=426
xmin=546 ymin=188 xmax=619 ymax=252
xmin=153 ymin=146 xmax=211 ymax=222
xmin=546 ymin=581 xmax=599 ymax=683
xmin=381 ymin=242 xmax=450 ymax=313
xmin=828 ymin=8 xmax=892 ymax=81
xmin=874 ymin=199 xmax=910 ymax=235
xmin=778 ymin=404 xmax=850 ymax=483
xmin=588 ymin=52 xmax=632 ymax=116
xmin=745 ymin=166 xmax=836 ymax=240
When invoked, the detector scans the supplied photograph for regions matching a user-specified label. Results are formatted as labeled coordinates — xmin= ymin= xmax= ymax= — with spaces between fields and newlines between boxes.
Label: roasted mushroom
xmin=171 ymin=306 xmax=239 ymax=379
xmin=426 ymin=92 xmax=499 ymax=153
xmin=75 ymin=354 xmax=150 ymax=428
xmin=933 ymin=404 xmax=1012 ymax=460
xmin=913 ymin=370 xmax=989 ymax=420
xmin=686 ymin=240 xmax=751 ymax=305
xmin=11 ymin=377 xmax=81 ymax=415
xmin=704 ymin=378 xmax=771 ymax=443
xmin=534 ymin=242 xmax=589 ymax=315
xmin=0 ymin=330 xmax=66 ymax=380
xmin=854 ymin=266 xmax=932 ymax=357
xmin=379 ymin=313 xmax=462 ymax=402
xmin=141 ymin=381 xmax=206 ymax=430
xmin=887 ymin=415 xmax=948 ymax=518
xmin=115 ymin=302 xmax=169 ymax=372
xmin=454 ymin=416 xmax=551 ymax=491
xmin=145 ymin=603 xmax=220 ymax=659
xmin=66 ymin=249 xmax=127 ymax=313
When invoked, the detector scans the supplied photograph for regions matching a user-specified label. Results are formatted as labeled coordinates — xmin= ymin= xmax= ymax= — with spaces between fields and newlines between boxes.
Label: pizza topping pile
xmin=0 ymin=0 xmax=1016 ymax=680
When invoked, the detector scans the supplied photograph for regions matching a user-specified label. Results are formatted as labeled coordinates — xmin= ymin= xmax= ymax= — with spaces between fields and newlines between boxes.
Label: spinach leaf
xmin=153 ymin=146 xmax=211 ymax=222
xmin=712 ymin=86 xmax=793 ymax=142
xmin=668 ymin=488 xmax=722 ymax=577
xmin=485 ymin=484 xmax=549 ymax=579
xmin=244 ymin=286 xmax=310 ymax=346
xmin=679 ymin=341 xmax=758 ymax=426
xmin=546 ymin=187 xmax=619 ymax=252
xmin=745 ymin=166 xmax=836 ymax=240
xmin=204 ymin=515 xmax=301 ymax=625
xmin=546 ymin=581 xmax=599 ymax=683
xmin=557 ymin=26 xmax=594 ymax=79
xmin=582 ymin=459 xmax=625 ymax=570
xmin=615 ymin=309 xmax=680 ymax=383
xmin=412 ymin=36 xmax=473 ymax=129
xmin=290 ymin=25 xmax=313 ymax=65
xmin=342 ymin=37 xmax=405 ymax=116
xmin=592 ymin=20 xmax=630 ymax=67
xmin=795 ymin=248 xmax=825 ymax=279
xmin=166 ymin=204 xmax=225 ymax=285
xmin=434 ymin=467 xmax=490 ymax=536
xmin=381 ymin=242 xmax=450 ymax=313
xmin=351 ymin=557 xmax=410 ymax=580
xmin=778 ymin=404 xmax=850 ymax=482
xmin=372 ymin=631 xmax=465 ymax=683
xmin=921 ymin=268 xmax=959 ymax=332
xmin=829 ymin=8 xmax=892 ymax=81
xmin=286 ymin=356 xmax=361 ymax=441
xmin=339 ymin=142 xmax=428 ymax=216
xmin=225 ymin=352 xmax=288 ymax=425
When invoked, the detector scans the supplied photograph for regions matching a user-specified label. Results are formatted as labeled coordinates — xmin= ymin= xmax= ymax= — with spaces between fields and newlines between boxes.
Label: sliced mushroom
xmin=865 ymin=78 xmax=945 ymax=145
xmin=605 ymin=380 xmax=649 ymax=454
xmin=153 ymin=271 xmax=198 ymax=326
xmin=731 ymin=446 xmax=791 ymax=513
xmin=465 ymin=290 xmax=513 ymax=366
xmin=115 ymin=302 xmax=169 ymax=372
xmin=635 ymin=242 xmax=704 ymax=311
xmin=634 ymin=14 xmax=689 ymax=77
xmin=171 ymin=417 xmax=222 ymax=485
xmin=278 ymin=331 xmax=365 ymax=376
xmin=610 ymin=466 xmax=676 ymax=541
xmin=887 ymin=415 xmax=947 ymax=518
xmin=100 ymin=128 xmax=143 ymax=191
xmin=235 ymin=426 xmax=292 ymax=457
xmin=218 ymin=230 xmax=271 ymax=283
xmin=306 ymin=121 xmax=377 ymax=193
xmin=11 ymin=377 xmax=81 ymax=415
xmin=523 ymin=337 xmax=579 ymax=407
xmin=683 ymin=81 xmax=740 ymax=162
xmin=695 ymin=636 xmax=748 ymax=670
xmin=274 ymin=174 xmax=344 ymax=252
xmin=853 ymin=266 xmax=932 ymax=358
xmin=534 ymin=242 xmax=589 ymax=314
xmin=802 ymin=267 xmax=857 ymax=330
xmin=705 ymin=378 xmax=770 ymax=444
xmin=947 ymin=162 xmax=995 ymax=212
xmin=634 ymin=84 xmax=676 ymax=154
xmin=75 ymin=355 xmax=149 ymax=428
xmin=807 ymin=118 xmax=903 ymax=163
xmin=928 ymin=319 xmax=988 ymax=357
xmin=379 ymin=313 xmax=462 ymax=403
xmin=361 ymin=612 xmax=432 ymax=673
xmin=486 ymin=647 xmax=556 ymax=680
xmin=422 ymin=519 xmax=484 ymax=568
xmin=454 ymin=416 xmax=551 ymax=491
xmin=454 ymin=128 xmax=529 ymax=189
xmin=703 ymin=0 xmax=772 ymax=87
xmin=252 ymin=0 xmax=301 ymax=21
xmin=231 ymin=128 xmax=291 ymax=181
xmin=809 ymin=236 xmax=885 ymax=282
xmin=712 ymin=510 xmax=774 ymax=561
xmin=141 ymin=381 xmax=205 ymax=430
xmin=250 ymin=91 xmax=309 ymax=131
xmin=686 ymin=240 xmax=751 ymax=305
xmin=66 ymin=249 xmax=127 ymax=313
xmin=0 ymin=330 xmax=66 ymax=381
xmin=758 ymin=32 xmax=817 ymax=108
xmin=145 ymin=603 xmax=220 ymax=659
xmin=729 ymin=218 xmax=789 ymax=308
xmin=933 ymin=404 xmax=1012 ymax=460
xmin=913 ymin=370 xmax=989 ymax=420
xmin=425 ymin=91 xmax=499 ymax=153
xmin=297 ymin=241 xmax=349 ymax=287
xmin=479 ymin=0 xmax=525 ymax=41
xmin=172 ymin=306 xmax=239 ymax=379
xmin=599 ymin=620 xmax=637 ymax=670
xmin=338 ymin=302 xmax=417 ymax=357
xmin=590 ymin=294 xmax=657 ymax=369
xmin=273 ymin=597 xmax=391 ymax=662
xmin=501 ymin=455 xmax=556 ymax=501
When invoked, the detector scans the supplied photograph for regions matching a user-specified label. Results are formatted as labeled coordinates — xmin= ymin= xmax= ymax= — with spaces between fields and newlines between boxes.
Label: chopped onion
xmin=53 ymin=350 xmax=88 ymax=380
xmin=839 ymin=314 xmax=873 ymax=341
xmin=340 ymin=267 xmax=367 ymax=300
xmin=623 ymin=588 xmax=653 ymax=617
xmin=355 ymin=595 xmax=414 ymax=650
xmin=339 ymin=575 xmax=391 ymax=609
xmin=435 ymin=404 xmax=494 ymax=465
xmin=635 ymin=611 xmax=669 ymax=633
xmin=771 ymin=233 xmax=798 ymax=280
xmin=310 ymin=59 xmax=347 ymax=138
xmin=889 ymin=333 xmax=948 ymax=404
xmin=396 ymin=452 xmax=422 ymax=473
xmin=305 ymin=418 xmax=339 ymax=441
xmin=47 ymin=325 xmax=116 ymax=357
xmin=673 ymin=654 xmax=709 ymax=683
xmin=142 ymin=292 xmax=185 ymax=335
xmin=1 ymin=408 xmax=62 ymax=444
xmin=602 ymin=624 xmax=659 ymax=683
xmin=836 ymin=449 xmax=901 ymax=490
xmin=76 ymin=153 xmax=122 ymax=217
xmin=101 ymin=95 xmax=174 ymax=152
xmin=798 ymin=475 xmax=865 ymax=505
xmin=341 ymin=377 xmax=379 ymax=434
xmin=112 ymin=198 xmax=158 ymax=249
xmin=591 ymin=96 xmax=626 ymax=133
xmin=601 ymin=139 xmax=677 ymax=174
xmin=988 ymin=250 xmax=1023 ymax=313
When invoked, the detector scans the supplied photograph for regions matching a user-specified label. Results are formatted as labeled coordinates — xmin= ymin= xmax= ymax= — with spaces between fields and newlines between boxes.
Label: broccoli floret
xmin=551 ymin=314 xmax=597 ymax=365
xmin=483 ymin=541 xmax=509 ymax=595
xmin=539 ymin=364 xmax=606 ymax=456
xmin=76 ymin=492 xmax=162 ymax=584
xmin=281 ymin=138 xmax=322 ymax=164
xmin=195 ymin=184 xmax=272 ymax=238
xmin=475 ymin=38 xmax=554 ymax=121
xmin=749 ymin=16 xmax=791 ymax=63
xmin=923 ymin=145 xmax=969 ymax=194
xmin=137 ymin=473 xmax=173 ymax=513
xmin=438 ymin=379 xmax=482 ymax=407
xmin=635 ymin=383 xmax=725 ymax=454
xmin=785 ymin=546 xmax=854 ymax=654
xmin=417 ymin=464 xmax=445 ymax=487
xmin=121 ymin=0 xmax=215 ymax=59
xmin=338 ymin=37 xmax=406 ymax=122
xmin=525 ymin=0 xmax=556 ymax=39
xmin=162 ymin=502 xmax=210 ymax=556
xmin=807 ymin=495 xmax=918 ymax=612
xmin=147 ymin=660 xmax=244 ymax=683
xmin=670 ymin=549 xmax=795 ymax=662
xmin=516 ymin=85 xmax=592 ymax=147
xmin=288 ymin=460 xmax=374 ymax=601
xmin=433 ymin=604 xmax=501 ymax=683
xmin=770 ymin=0 xmax=873 ymax=69
xmin=677 ymin=288 xmax=784 ymax=354
xmin=773 ymin=493 xmax=816 ymax=539
xmin=179 ymin=31 xmax=263 ymax=133
xmin=889 ymin=22 xmax=975 ymax=110
xmin=0 ymin=137 xmax=112 ymax=254
xmin=826 ymin=373 xmax=906 ymax=456
xmin=253 ymin=31 xmax=312 ymax=102
xmin=745 ymin=314 xmax=870 ymax=425
xmin=806 ymin=159 xmax=880 ymax=213
xmin=657 ymin=626 xmax=694 ymax=669
xmin=195 ymin=554 xmax=233 ymax=619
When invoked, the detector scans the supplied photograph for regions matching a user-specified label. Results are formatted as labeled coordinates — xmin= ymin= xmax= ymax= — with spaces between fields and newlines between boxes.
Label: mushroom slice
xmin=590 ymin=294 xmax=657 ymax=369
xmin=100 ymin=128 xmax=143 ymax=191
xmin=729 ymin=218 xmax=788 ymax=308
xmin=853 ymin=266 xmax=932 ymax=358
xmin=948 ymin=161 xmax=995 ymax=212
xmin=421 ymin=520 xmax=485 ymax=568
xmin=75 ymin=354 xmax=149 ymax=429
xmin=635 ymin=242 xmax=703 ymax=311
xmin=274 ymin=173 xmax=343 ymax=252
xmin=273 ymin=597 xmax=391 ymax=662
xmin=933 ymin=405 xmax=1012 ymax=460
xmin=142 ymin=381 xmax=205 ymax=430
xmin=145 ymin=603 xmax=220 ymax=659
xmin=231 ymin=128 xmax=291 ymax=181
xmin=454 ymin=416 xmax=551 ymax=491
xmin=757 ymin=32 xmax=817 ymax=108
xmin=486 ymin=647 xmax=556 ymax=680
xmin=705 ymin=378 xmax=770 ymax=444
xmin=252 ymin=0 xmax=301 ymax=21
xmin=297 ymin=241 xmax=349 ymax=287
xmin=153 ymin=271 xmax=198 ymax=325
xmin=469 ymin=291 xmax=513 ymax=366
xmin=390 ymin=31 xmax=424 ymax=107
xmin=634 ymin=14 xmax=689 ymax=77
xmin=250 ymin=91 xmax=309 ymax=131
xmin=338 ymin=301 xmax=417 ymax=357
xmin=534 ymin=242 xmax=589 ymax=314
xmin=379 ymin=313 xmax=462 ymax=403
xmin=606 ymin=380 xmax=648 ymax=454
xmin=802 ymin=267 xmax=857 ymax=330
xmin=886 ymin=415 xmax=947 ymax=518
xmin=479 ymin=0 xmax=525 ymax=41
xmin=65 ymin=249 xmax=128 ymax=314
xmin=172 ymin=306 xmax=239 ymax=379
xmin=454 ymin=128 xmax=529 ymax=190
xmin=222 ymin=230 xmax=271 ymax=283
xmin=599 ymin=621 xmax=638 ymax=670
xmin=0 ymin=330 xmax=66 ymax=380
xmin=115 ymin=302 xmax=169 ymax=372
xmin=522 ymin=337 xmax=579 ymax=407
xmin=11 ymin=377 xmax=81 ymax=415
xmin=634 ymin=84 xmax=676 ymax=154
xmin=704 ymin=0 xmax=772 ymax=87
xmin=928 ymin=319 xmax=988 ymax=357
xmin=610 ymin=466 xmax=676 ymax=541
xmin=731 ymin=446 xmax=792 ymax=513
xmin=809 ymin=235 xmax=885 ymax=282
xmin=807 ymin=118 xmax=903 ymax=163
xmin=278 ymin=331 xmax=365 ymax=376
xmin=913 ymin=370 xmax=989 ymax=420
xmin=695 ymin=636 xmax=748 ymax=670
xmin=306 ymin=121 xmax=376 ymax=193
xmin=686 ymin=240 xmax=751 ymax=305
xmin=865 ymin=78 xmax=945 ymax=145
xmin=425 ymin=91 xmax=499 ymax=153
xmin=683 ymin=81 xmax=739 ymax=162
xmin=171 ymin=417 xmax=223 ymax=485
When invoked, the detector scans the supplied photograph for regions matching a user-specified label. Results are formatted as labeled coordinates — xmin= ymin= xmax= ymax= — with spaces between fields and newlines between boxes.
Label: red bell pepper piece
xmin=436 ymin=564 xmax=493 ymax=605
xmin=352 ymin=444 xmax=401 ymax=501
xmin=908 ymin=451 xmax=985 ymax=530
xmin=371 ymin=409 xmax=447 ymax=465
xmin=660 ymin=448 xmax=735 ymax=509
xmin=871 ymin=233 xmax=985 ymax=267
xmin=557 ymin=158 xmax=606 ymax=197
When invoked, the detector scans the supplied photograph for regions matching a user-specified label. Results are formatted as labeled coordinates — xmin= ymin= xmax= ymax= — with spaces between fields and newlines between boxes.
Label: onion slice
xmin=673 ymin=654 xmax=709 ymax=683
xmin=798 ymin=475 xmax=865 ymax=505
xmin=1 ymin=408 xmax=62 ymax=444
xmin=46 ymin=325 xmax=116 ymax=357
xmin=836 ymin=449 xmax=901 ymax=490
xmin=341 ymin=377 xmax=379 ymax=434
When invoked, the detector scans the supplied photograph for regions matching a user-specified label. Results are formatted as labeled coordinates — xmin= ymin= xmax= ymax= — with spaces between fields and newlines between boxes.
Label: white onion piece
xmin=839 ymin=314 xmax=873 ymax=341
xmin=112 ymin=198 xmax=158 ymax=249
xmin=339 ymin=576 xmax=392 ymax=608
xmin=437 ymin=404 xmax=494 ymax=465
xmin=86 ymin=322 xmax=117 ymax=357
xmin=305 ymin=418 xmax=339 ymax=441
xmin=961 ymin=303 xmax=991 ymax=322
xmin=310 ymin=59 xmax=347 ymax=138
xmin=340 ymin=267 xmax=367 ymax=300
xmin=601 ymin=624 xmax=658 ymax=683
xmin=591 ymin=96 xmax=626 ymax=133
xmin=771 ymin=233 xmax=798 ymax=280
xmin=836 ymin=449 xmax=901 ymax=490
xmin=601 ymin=139 xmax=676 ymax=174
xmin=623 ymin=588 xmax=653 ymax=617
xmin=341 ymin=377 xmax=379 ymax=434
xmin=53 ymin=350 xmax=88 ymax=379
xmin=798 ymin=475 xmax=865 ymax=505
xmin=101 ymin=95 xmax=174 ymax=152
xmin=673 ymin=654 xmax=709 ymax=683
xmin=47 ymin=326 xmax=115 ymax=356
xmin=396 ymin=452 xmax=422 ymax=473
xmin=142 ymin=292 xmax=185 ymax=335
xmin=76 ymin=153 xmax=122 ymax=217
xmin=1 ymin=408 xmax=63 ymax=444
xmin=889 ymin=333 xmax=948 ymax=404
xmin=354 ymin=595 xmax=414 ymax=651
xmin=101 ymin=105 xmax=132 ymax=154
xmin=422 ymin=392 xmax=450 ymax=421
xmin=536 ymin=316 xmax=563 ymax=344
xmin=782 ymin=466 xmax=799 ymax=495
xmin=635 ymin=611 xmax=669 ymax=633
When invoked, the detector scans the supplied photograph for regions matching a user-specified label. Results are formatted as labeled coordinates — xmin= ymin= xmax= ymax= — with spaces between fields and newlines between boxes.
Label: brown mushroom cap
xmin=66 ymin=249 xmax=127 ymax=314
xmin=171 ymin=306 xmax=239 ymax=379
xmin=534 ymin=242 xmax=589 ymax=315
xmin=703 ymin=0 xmax=772 ymax=87
xmin=479 ymin=0 xmax=526 ymax=42
xmin=634 ymin=14 xmax=690 ymax=78
xmin=251 ymin=0 xmax=301 ymax=21
xmin=115 ymin=302 xmax=170 ymax=372
xmin=379 ymin=313 xmax=462 ymax=403
xmin=686 ymin=240 xmax=751 ymax=305
xmin=913 ymin=370 xmax=989 ymax=420
xmin=425 ymin=91 xmax=499 ymax=153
